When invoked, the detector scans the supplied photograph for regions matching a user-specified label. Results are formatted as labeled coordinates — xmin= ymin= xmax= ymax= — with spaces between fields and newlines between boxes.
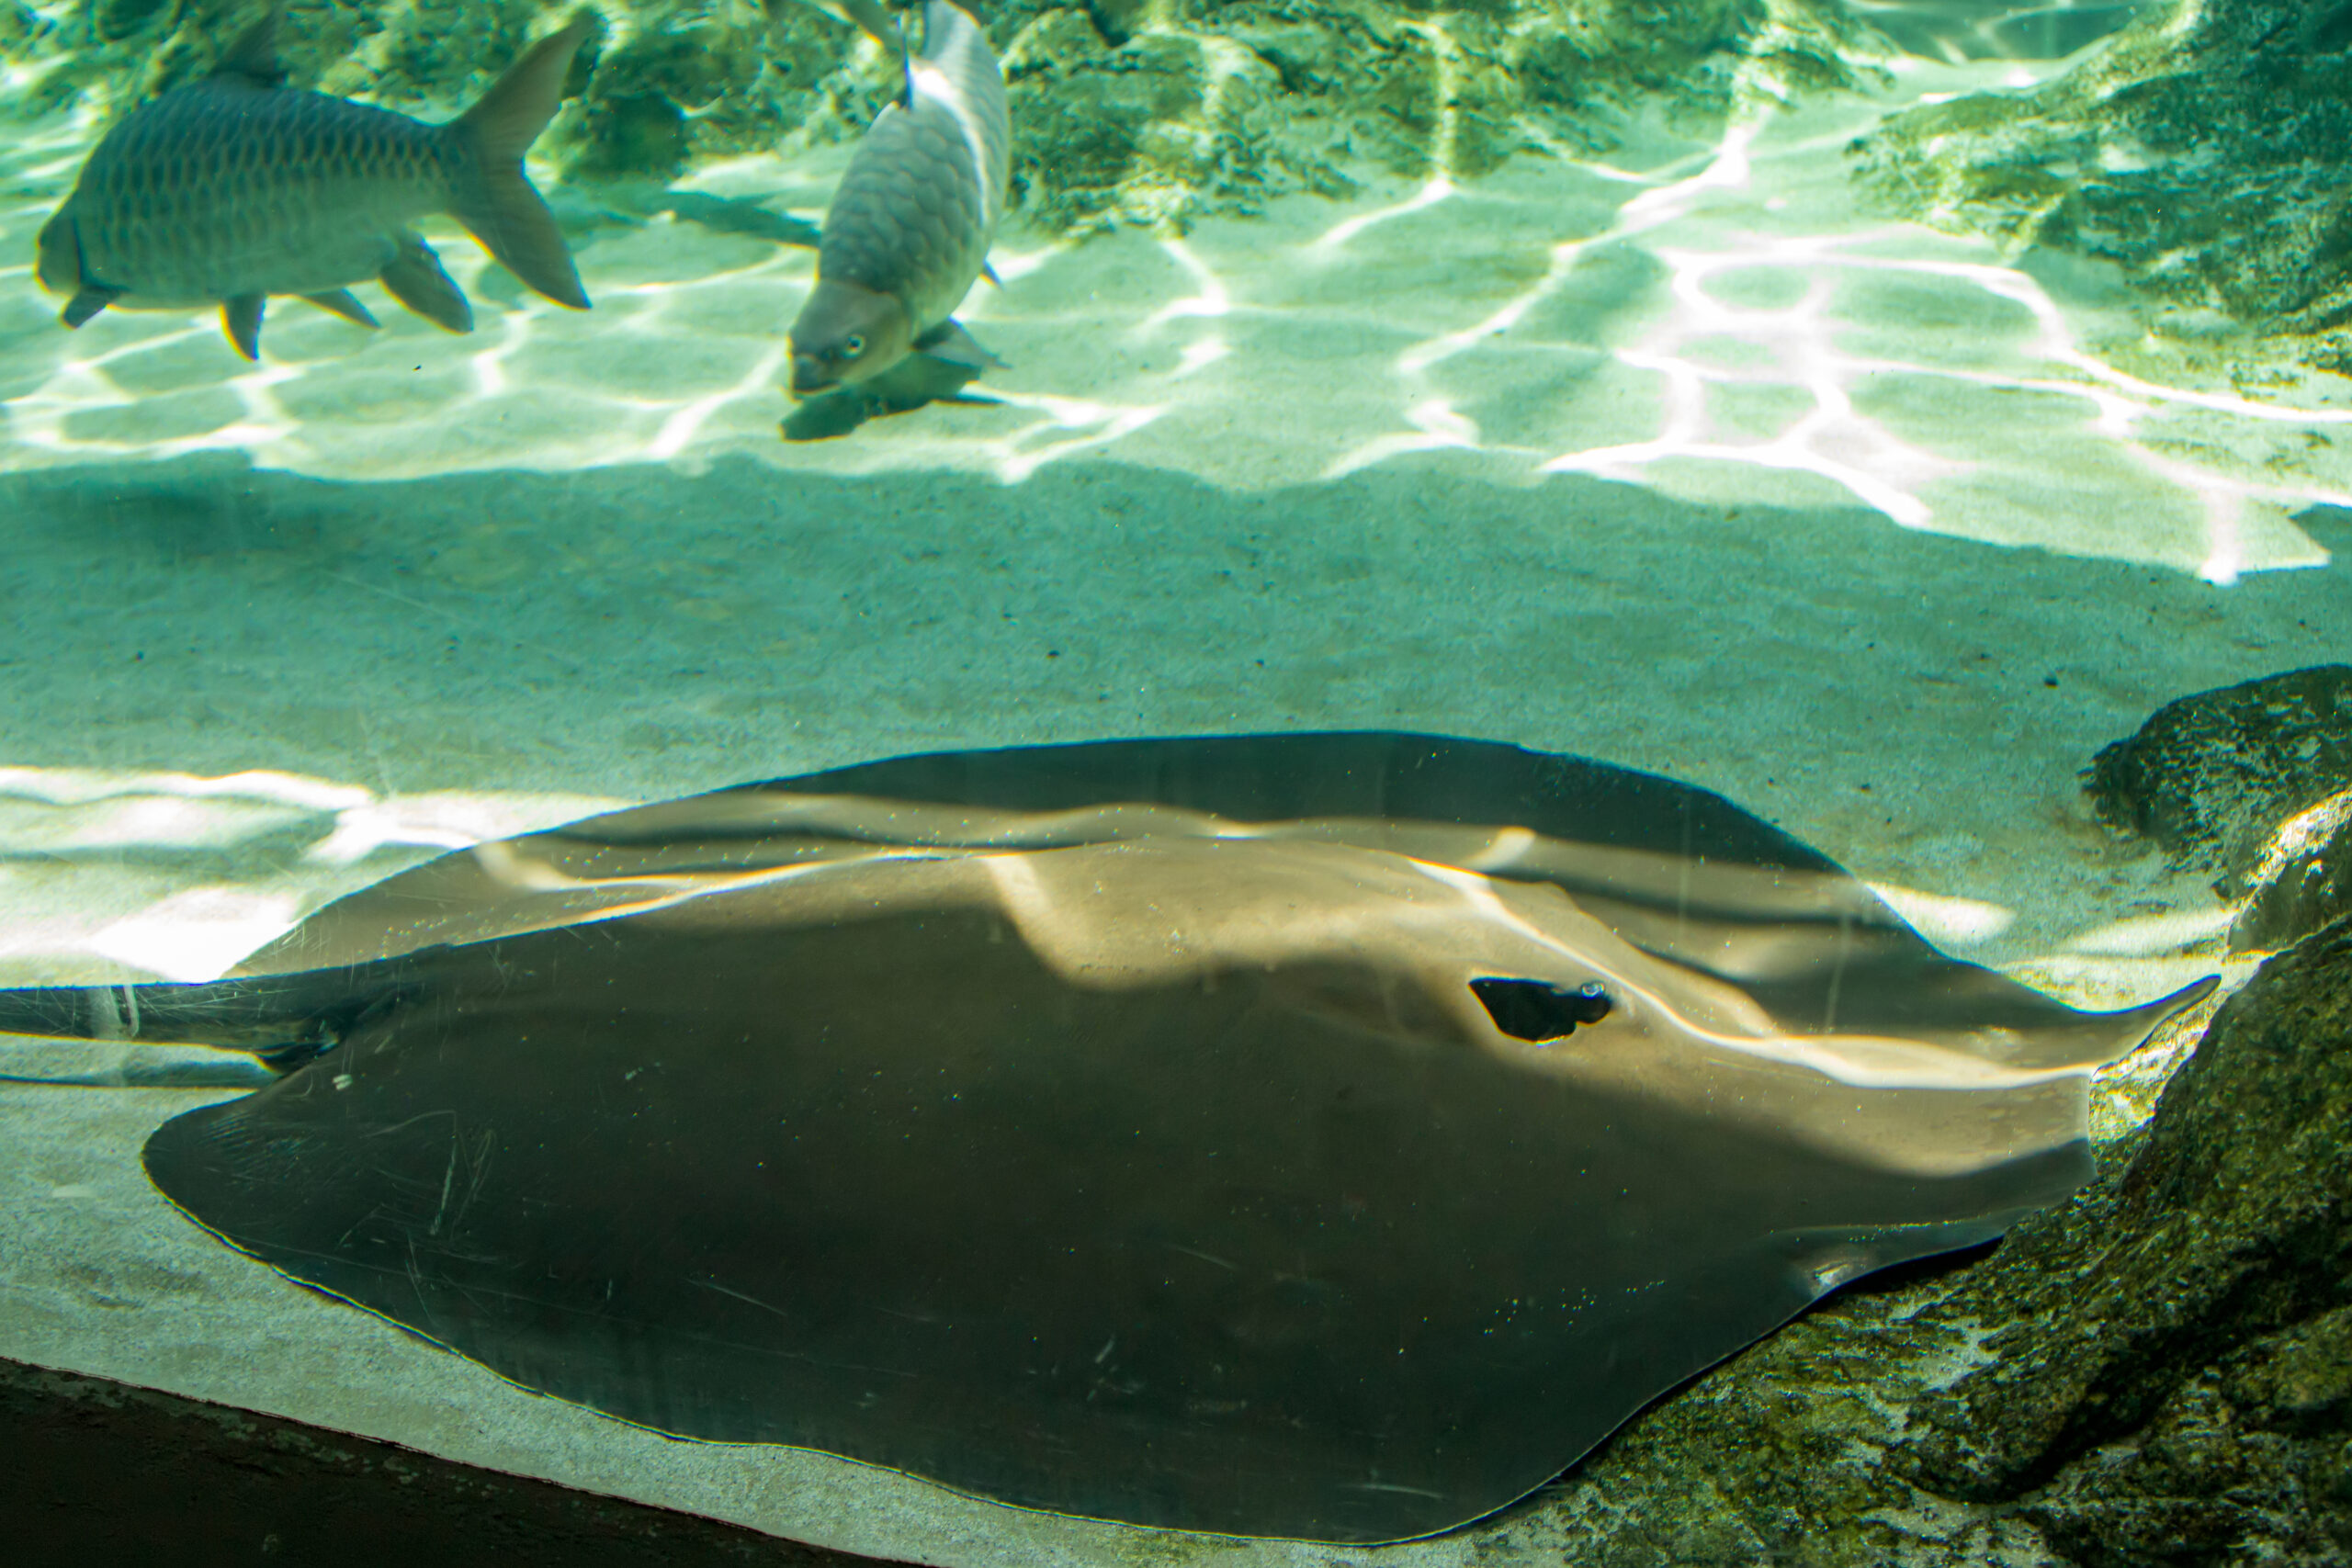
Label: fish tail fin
xmin=0 ymin=975 xmax=370 ymax=1071
xmin=445 ymin=14 xmax=594 ymax=310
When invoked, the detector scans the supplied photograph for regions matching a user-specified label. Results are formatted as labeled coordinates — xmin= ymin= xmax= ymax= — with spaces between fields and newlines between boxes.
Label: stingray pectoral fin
xmin=380 ymin=236 xmax=474 ymax=333
xmin=2100 ymin=973 xmax=2221 ymax=1059
xmin=1995 ymin=972 xmax=2222 ymax=1073
xmin=62 ymin=285 xmax=122 ymax=329
xmin=303 ymin=288 xmax=379 ymax=329
xmin=222 ymin=294 xmax=266 ymax=360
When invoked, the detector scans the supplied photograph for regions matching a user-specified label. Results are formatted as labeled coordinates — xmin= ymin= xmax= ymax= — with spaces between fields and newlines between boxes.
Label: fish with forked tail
xmin=35 ymin=6 xmax=595 ymax=361
xmin=787 ymin=0 xmax=1008 ymax=402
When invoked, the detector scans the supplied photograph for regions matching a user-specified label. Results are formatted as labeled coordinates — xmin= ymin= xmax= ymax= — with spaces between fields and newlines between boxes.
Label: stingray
xmin=0 ymin=732 xmax=2211 ymax=1544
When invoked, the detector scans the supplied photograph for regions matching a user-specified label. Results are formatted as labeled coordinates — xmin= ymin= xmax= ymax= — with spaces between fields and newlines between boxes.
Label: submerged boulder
xmin=2083 ymin=665 xmax=2352 ymax=951
xmin=0 ymin=0 xmax=1872 ymax=232
xmin=2233 ymin=791 xmax=2352 ymax=955
xmin=1852 ymin=0 xmax=2352 ymax=376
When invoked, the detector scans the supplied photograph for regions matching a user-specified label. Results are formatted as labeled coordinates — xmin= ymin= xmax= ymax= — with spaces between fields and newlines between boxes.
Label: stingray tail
xmin=444 ymin=14 xmax=594 ymax=311
xmin=0 ymin=974 xmax=395 ymax=1072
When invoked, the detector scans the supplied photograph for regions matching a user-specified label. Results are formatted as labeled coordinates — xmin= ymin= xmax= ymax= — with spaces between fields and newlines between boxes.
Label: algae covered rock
xmin=1852 ymin=0 xmax=2352 ymax=375
xmin=1904 ymin=915 xmax=2352 ymax=1566
xmin=0 ymin=0 xmax=1876 ymax=234
xmin=0 ymin=0 xmax=882 ymax=187
xmin=2084 ymin=665 xmax=2352 ymax=896
xmin=2083 ymin=666 xmax=2352 ymax=954
xmin=2233 ymin=790 xmax=2352 ymax=954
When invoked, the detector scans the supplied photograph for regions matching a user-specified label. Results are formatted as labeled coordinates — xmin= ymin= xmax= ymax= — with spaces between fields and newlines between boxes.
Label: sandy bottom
xmin=0 ymin=35 xmax=2346 ymax=1568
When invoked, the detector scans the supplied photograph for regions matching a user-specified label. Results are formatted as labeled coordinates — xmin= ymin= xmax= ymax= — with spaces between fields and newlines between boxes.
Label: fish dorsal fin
xmin=213 ymin=6 xmax=289 ymax=88
xmin=453 ymin=14 xmax=595 ymax=167
xmin=786 ymin=0 xmax=910 ymax=104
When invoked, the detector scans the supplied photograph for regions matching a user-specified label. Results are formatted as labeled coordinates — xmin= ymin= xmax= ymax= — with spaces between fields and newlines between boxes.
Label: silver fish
xmin=787 ymin=0 xmax=1008 ymax=397
xmin=35 ymin=7 xmax=594 ymax=361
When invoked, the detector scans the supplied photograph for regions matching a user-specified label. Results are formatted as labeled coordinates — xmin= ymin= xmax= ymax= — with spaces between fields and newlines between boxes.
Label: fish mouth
xmin=788 ymin=355 xmax=840 ymax=399
xmin=33 ymin=211 xmax=79 ymax=296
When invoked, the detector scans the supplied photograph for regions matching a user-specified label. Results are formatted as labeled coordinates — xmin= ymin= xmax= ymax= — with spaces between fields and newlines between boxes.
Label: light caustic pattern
xmin=0 ymin=125 xmax=1166 ymax=488
xmin=1312 ymin=91 xmax=2351 ymax=582
xmin=1 ymin=38 xmax=2348 ymax=577
xmin=0 ymin=764 xmax=620 ymax=984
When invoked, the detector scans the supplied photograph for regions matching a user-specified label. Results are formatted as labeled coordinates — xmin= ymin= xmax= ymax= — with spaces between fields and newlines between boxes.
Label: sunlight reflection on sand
xmin=1 ymin=47 xmax=2343 ymax=584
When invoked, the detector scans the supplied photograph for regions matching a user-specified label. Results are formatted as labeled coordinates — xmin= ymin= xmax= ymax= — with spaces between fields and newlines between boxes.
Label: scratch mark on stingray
xmin=1168 ymin=1243 xmax=1239 ymax=1271
xmin=693 ymin=1276 xmax=797 ymax=1321
xmin=366 ymin=1108 xmax=458 ymax=1139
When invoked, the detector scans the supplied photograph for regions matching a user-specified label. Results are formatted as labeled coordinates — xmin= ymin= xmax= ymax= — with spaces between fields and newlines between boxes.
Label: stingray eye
xmin=1471 ymin=977 xmax=1614 ymax=1044
xmin=842 ymin=333 xmax=865 ymax=358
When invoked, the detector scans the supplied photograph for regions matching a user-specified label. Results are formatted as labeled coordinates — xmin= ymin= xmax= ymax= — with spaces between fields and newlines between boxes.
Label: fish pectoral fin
xmin=222 ymin=295 xmax=266 ymax=361
xmin=911 ymin=319 xmax=1001 ymax=371
xmin=212 ymin=5 xmax=289 ymax=87
xmin=380 ymin=238 xmax=475 ymax=334
xmin=780 ymin=389 xmax=875 ymax=443
xmin=61 ymin=285 xmax=123 ymax=329
xmin=303 ymin=289 xmax=380 ymax=330
xmin=980 ymin=260 xmax=1001 ymax=288
xmin=447 ymin=15 xmax=594 ymax=311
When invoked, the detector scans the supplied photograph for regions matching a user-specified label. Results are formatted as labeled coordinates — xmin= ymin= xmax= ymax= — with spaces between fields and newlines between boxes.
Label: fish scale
xmin=821 ymin=105 xmax=994 ymax=331
xmin=73 ymin=86 xmax=448 ymax=303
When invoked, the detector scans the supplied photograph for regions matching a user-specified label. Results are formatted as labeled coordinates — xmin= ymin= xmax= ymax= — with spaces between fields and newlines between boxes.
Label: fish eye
xmin=842 ymin=333 xmax=865 ymax=358
xmin=1471 ymin=977 xmax=1614 ymax=1044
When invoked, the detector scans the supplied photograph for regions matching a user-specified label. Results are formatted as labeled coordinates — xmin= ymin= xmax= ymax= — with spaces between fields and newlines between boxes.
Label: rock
xmin=2233 ymin=787 xmax=2352 ymax=955
xmin=0 ymin=0 xmax=870 ymax=188
xmin=0 ymin=0 xmax=1873 ymax=234
xmin=1905 ymin=915 xmax=2352 ymax=1565
xmin=2083 ymin=665 xmax=2352 ymax=897
xmin=1473 ymin=917 xmax=2348 ymax=1567
xmin=1851 ymin=1 xmax=2352 ymax=377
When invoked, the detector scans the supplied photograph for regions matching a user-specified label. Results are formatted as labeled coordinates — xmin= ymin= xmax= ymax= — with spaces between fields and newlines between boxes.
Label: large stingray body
xmin=1 ymin=734 xmax=2209 ymax=1543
